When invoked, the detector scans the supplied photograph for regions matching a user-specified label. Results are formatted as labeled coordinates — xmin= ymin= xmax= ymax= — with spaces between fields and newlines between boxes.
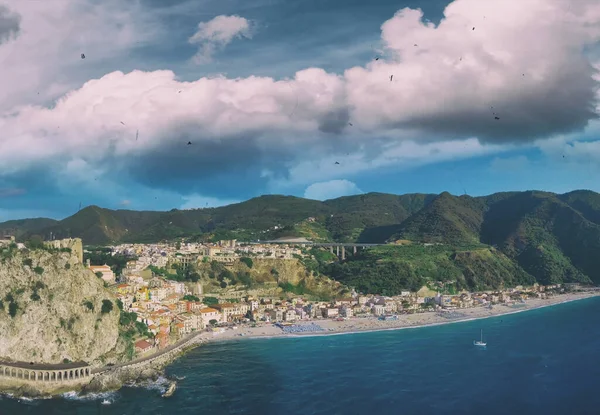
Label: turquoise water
xmin=4 ymin=297 xmax=600 ymax=414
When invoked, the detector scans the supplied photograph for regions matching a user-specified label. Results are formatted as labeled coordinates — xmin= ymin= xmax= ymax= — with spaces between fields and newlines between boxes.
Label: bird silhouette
xmin=81 ymin=53 xmax=85 ymax=59
xmin=187 ymin=141 xmax=192 ymax=145
xmin=335 ymin=161 xmax=340 ymax=165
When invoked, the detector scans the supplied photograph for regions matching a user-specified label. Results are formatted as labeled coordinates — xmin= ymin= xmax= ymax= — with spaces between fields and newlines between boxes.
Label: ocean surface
xmin=4 ymin=297 xmax=600 ymax=415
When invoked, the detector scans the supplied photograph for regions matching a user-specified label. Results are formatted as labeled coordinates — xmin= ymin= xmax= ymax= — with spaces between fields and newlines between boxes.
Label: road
xmin=91 ymin=331 xmax=204 ymax=374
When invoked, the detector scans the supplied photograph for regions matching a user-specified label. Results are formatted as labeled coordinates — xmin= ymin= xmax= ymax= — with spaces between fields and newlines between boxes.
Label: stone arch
xmin=11 ymin=368 xmax=16 ymax=377
xmin=69 ymin=370 xmax=73 ymax=379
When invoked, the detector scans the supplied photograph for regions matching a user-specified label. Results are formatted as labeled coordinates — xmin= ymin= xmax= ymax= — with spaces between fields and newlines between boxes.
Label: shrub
xmin=8 ymin=302 xmax=18 ymax=318
xmin=209 ymin=319 xmax=218 ymax=326
xmin=22 ymin=258 xmax=33 ymax=267
xmin=95 ymin=271 xmax=103 ymax=278
xmin=83 ymin=301 xmax=94 ymax=311
xmin=203 ymin=296 xmax=218 ymax=305
xmin=30 ymin=292 xmax=40 ymax=301
xmin=183 ymin=294 xmax=200 ymax=302
xmin=64 ymin=263 xmax=71 ymax=270
xmin=101 ymin=299 xmax=113 ymax=314
xmin=15 ymin=288 xmax=25 ymax=295
xmin=33 ymin=281 xmax=46 ymax=291
xmin=240 ymin=257 xmax=253 ymax=268
xmin=33 ymin=266 xmax=44 ymax=275
xmin=219 ymin=281 xmax=227 ymax=288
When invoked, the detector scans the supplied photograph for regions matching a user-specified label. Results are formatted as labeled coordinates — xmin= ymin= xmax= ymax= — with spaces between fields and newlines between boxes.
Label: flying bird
xmin=335 ymin=161 xmax=340 ymax=165
xmin=348 ymin=123 xmax=353 ymax=126
xmin=390 ymin=75 xmax=393 ymax=82
xmin=494 ymin=116 xmax=500 ymax=120
xmin=187 ymin=141 xmax=192 ymax=145
xmin=81 ymin=53 xmax=85 ymax=59
xmin=120 ymin=121 xmax=125 ymax=125
xmin=375 ymin=57 xmax=379 ymax=61
xmin=135 ymin=130 xmax=139 ymax=141
xmin=472 ymin=27 xmax=475 ymax=30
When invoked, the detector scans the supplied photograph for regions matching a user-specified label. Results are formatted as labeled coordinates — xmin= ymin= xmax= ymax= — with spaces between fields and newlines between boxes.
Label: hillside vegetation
xmin=4 ymin=189 xmax=600 ymax=291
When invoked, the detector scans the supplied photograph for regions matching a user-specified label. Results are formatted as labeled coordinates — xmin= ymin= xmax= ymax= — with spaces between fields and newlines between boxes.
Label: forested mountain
xmin=4 ymin=189 xmax=600 ymax=291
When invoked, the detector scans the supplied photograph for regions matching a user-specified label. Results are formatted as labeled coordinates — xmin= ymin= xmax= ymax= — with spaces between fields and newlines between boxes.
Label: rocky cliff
xmin=197 ymin=258 xmax=349 ymax=299
xmin=0 ymin=245 xmax=120 ymax=365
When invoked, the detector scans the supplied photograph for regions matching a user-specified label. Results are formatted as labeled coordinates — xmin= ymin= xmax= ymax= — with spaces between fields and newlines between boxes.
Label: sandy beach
xmin=197 ymin=291 xmax=600 ymax=344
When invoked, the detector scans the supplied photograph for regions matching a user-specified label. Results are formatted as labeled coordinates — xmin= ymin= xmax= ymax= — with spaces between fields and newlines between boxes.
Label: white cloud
xmin=189 ymin=15 xmax=253 ymax=64
xmin=119 ymin=199 xmax=131 ymax=207
xmin=0 ymin=0 xmax=159 ymax=112
xmin=304 ymin=180 xmax=363 ymax=201
xmin=181 ymin=194 xmax=240 ymax=209
xmin=0 ymin=0 xmax=599 ymax=193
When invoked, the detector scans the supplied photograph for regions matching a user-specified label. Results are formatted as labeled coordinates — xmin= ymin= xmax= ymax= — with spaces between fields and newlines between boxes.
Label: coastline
xmin=201 ymin=291 xmax=600 ymax=343
xmin=6 ymin=291 xmax=600 ymax=400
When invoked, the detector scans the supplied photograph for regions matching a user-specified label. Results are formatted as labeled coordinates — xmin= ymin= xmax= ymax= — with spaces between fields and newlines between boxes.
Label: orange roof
xmin=200 ymin=307 xmax=218 ymax=314
xmin=117 ymin=284 xmax=129 ymax=288
xmin=134 ymin=339 xmax=153 ymax=349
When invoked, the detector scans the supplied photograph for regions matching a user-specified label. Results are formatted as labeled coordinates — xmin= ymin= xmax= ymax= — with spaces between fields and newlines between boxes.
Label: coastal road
xmin=92 ymin=331 xmax=205 ymax=374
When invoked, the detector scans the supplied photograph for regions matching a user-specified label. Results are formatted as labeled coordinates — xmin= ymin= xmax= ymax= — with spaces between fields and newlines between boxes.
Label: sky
xmin=0 ymin=0 xmax=599 ymax=221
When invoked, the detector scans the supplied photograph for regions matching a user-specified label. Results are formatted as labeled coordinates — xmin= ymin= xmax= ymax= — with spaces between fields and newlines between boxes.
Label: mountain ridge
xmin=3 ymin=189 xmax=600 ymax=287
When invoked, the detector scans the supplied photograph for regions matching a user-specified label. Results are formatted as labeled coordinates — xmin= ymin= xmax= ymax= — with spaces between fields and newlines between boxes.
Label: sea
xmin=3 ymin=296 xmax=600 ymax=415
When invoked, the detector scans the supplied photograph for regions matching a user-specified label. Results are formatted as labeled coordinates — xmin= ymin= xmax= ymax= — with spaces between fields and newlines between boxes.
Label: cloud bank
xmin=0 ymin=0 xmax=599 ymax=208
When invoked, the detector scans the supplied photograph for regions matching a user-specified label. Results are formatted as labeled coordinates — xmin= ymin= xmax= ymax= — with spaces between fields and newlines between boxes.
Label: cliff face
xmin=0 ymin=247 xmax=120 ymax=365
xmin=197 ymin=258 xmax=348 ymax=299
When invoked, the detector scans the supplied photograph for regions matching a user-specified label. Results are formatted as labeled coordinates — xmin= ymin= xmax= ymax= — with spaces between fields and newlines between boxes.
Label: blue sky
xmin=0 ymin=0 xmax=599 ymax=221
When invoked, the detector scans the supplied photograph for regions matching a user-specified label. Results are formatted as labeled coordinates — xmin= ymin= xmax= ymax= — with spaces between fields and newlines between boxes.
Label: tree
xmin=26 ymin=235 xmax=45 ymax=250
xmin=183 ymin=294 xmax=200 ymax=302
xmin=209 ymin=319 xmax=218 ymax=326
xmin=101 ymin=299 xmax=113 ymax=314
xmin=240 ymin=257 xmax=253 ymax=268
xmin=95 ymin=271 xmax=103 ymax=278
xmin=203 ymin=296 xmax=219 ymax=305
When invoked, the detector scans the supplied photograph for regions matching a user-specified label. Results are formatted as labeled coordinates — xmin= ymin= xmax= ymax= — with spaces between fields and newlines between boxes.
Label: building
xmin=45 ymin=238 xmax=83 ymax=263
xmin=88 ymin=264 xmax=115 ymax=284
xmin=134 ymin=339 xmax=154 ymax=354
xmin=199 ymin=307 xmax=221 ymax=326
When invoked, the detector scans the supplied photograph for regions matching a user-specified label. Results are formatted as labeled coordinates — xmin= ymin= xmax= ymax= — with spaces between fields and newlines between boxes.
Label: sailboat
xmin=473 ymin=329 xmax=487 ymax=347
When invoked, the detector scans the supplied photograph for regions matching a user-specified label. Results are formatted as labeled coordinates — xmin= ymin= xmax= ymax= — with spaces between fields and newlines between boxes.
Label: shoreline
xmin=5 ymin=291 xmax=600 ymax=400
xmin=199 ymin=291 xmax=600 ymax=344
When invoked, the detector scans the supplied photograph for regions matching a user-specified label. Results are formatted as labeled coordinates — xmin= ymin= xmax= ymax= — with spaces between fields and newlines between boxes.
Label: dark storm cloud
xmin=125 ymin=134 xmax=288 ymax=197
xmin=0 ymin=5 xmax=20 ymax=44
xmin=391 ymin=58 xmax=599 ymax=144
xmin=318 ymin=108 xmax=351 ymax=134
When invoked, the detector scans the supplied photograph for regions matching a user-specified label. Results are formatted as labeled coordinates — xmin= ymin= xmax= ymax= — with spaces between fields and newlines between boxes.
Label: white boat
xmin=473 ymin=329 xmax=487 ymax=347
xmin=101 ymin=399 xmax=111 ymax=405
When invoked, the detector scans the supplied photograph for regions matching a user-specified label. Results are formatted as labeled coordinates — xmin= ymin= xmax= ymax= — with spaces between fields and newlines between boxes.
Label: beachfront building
xmin=372 ymin=304 xmax=385 ymax=316
xmin=268 ymin=309 xmax=284 ymax=322
xmin=283 ymin=310 xmax=297 ymax=322
xmin=199 ymin=307 xmax=221 ymax=326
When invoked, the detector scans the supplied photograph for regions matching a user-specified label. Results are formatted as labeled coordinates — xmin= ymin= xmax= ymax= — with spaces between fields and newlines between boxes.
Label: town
xmin=83 ymin=239 xmax=584 ymax=357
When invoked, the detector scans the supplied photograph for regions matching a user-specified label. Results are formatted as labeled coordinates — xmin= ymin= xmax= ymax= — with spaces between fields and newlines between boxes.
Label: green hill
xmin=4 ymin=189 xmax=600 ymax=289
xmin=0 ymin=218 xmax=58 ymax=239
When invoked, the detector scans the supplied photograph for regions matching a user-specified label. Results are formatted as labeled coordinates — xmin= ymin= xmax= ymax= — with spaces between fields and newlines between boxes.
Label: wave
xmin=61 ymin=390 xmax=119 ymax=402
